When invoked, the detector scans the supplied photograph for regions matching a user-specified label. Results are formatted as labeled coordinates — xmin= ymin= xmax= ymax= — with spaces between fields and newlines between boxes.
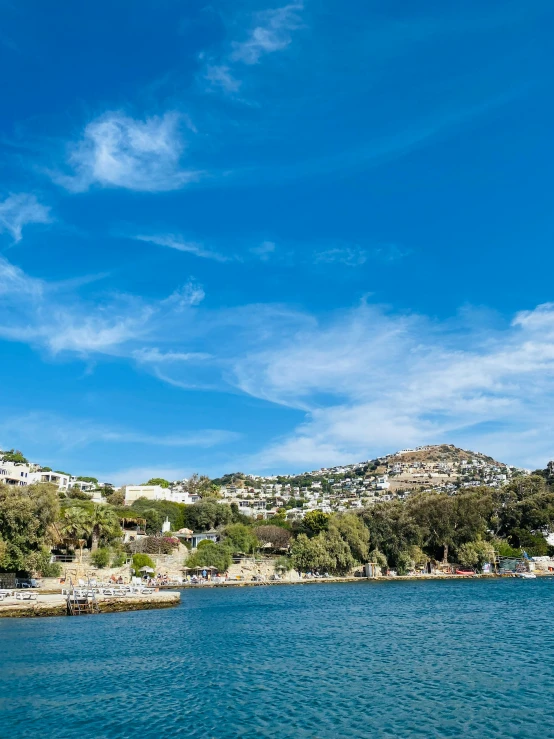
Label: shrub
xmin=67 ymin=487 xmax=93 ymax=501
xmin=222 ymin=523 xmax=259 ymax=554
xmin=90 ymin=548 xmax=111 ymax=569
xmin=105 ymin=490 xmax=125 ymax=506
xmin=111 ymin=553 xmax=127 ymax=568
xmin=369 ymin=548 xmax=388 ymax=569
xmin=274 ymin=555 xmax=293 ymax=572
xmin=186 ymin=542 xmax=231 ymax=572
xmin=132 ymin=553 xmax=156 ymax=574
xmin=396 ymin=550 xmax=414 ymax=576
xmin=40 ymin=561 xmax=62 ymax=577
xmin=131 ymin=536 xmax=180 ymax=555
xmin=254 ymin=525 xmax=291 ymax=550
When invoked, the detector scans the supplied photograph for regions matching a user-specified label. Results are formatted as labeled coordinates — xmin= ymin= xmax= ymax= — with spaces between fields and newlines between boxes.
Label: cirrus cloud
xmin=53 ymin=111 xmax=201 ymax=193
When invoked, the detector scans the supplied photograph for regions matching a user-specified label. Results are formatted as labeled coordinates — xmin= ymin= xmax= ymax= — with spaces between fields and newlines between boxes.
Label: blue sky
xmin=2 ymin=0 xmax=554 ymax=482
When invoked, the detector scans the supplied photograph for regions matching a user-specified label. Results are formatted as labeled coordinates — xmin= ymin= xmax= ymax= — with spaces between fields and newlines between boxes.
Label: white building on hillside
xmin=28 ymin=471 xmax=70 ymax=490
xmin=124 ymin=485 xmax=200 ymax=505
xmin=0 ymin=462 xmax=31 ymax=486
xmin=375 ymin=475 xmax=391 ymax=491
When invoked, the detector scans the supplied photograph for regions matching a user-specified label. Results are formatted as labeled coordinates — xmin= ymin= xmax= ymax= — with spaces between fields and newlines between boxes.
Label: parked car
xmin=16 ymin=578 xmax=40 ymax=589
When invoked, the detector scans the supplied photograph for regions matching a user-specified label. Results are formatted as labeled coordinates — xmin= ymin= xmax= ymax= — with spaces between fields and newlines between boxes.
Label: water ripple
xmin=0 ymin=579 xmax=553 ymax=738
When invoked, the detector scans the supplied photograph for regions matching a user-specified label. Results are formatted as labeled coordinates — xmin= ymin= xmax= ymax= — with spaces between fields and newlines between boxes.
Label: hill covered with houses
xmin=0 ymin=443 xmax=529 ymax=520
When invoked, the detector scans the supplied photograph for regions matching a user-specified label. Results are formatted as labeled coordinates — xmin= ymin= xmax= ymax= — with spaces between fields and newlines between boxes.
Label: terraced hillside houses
xmin=215 ymin=445 xmax=527 ymax=519
xmin=0 ymin=444 xmax=529 ymax=519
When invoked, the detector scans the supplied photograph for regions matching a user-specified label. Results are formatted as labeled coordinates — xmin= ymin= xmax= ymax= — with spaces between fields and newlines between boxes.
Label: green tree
xmin=61 ymin=506 xmax=91 ymax=542
xmin=0 ymin=482 xmax=59 ymax=572
xmin=457 ymin=540 xmax=495 ymax=569
xmin=361 ymin=502 xmax=422 ymax=568
xmin=396 ymin=550 xmax=414 ymax=575
xmin=183 ymin=500 xmax=233 ymax=532
xmin=369 ymin=548 xmax=388 ymax=569
xmin=291 ymin=533 xmax=331 ymax=572
xmin=0 ymin=449 xmax=28 ymax=464
xmin=408 ymin=492 xmax=488 ymax=563
xmin=144 ymin=478 xmax=171 ymax=488
xmin=132 ymin=553 xmax=155 ymax=574
xmin=301 ymin=510 xmax=330 ymax=537
xmin=321 ymin=529 xmax=355 ymax=574
xmin=328 ymin=514 xmax=370 ymax=562
xmin=184 ymin=473 xmax=216 ymax=497
xmin=222 ymin=523 xmax=259 ymax=554
xmin=105 ymin=489 xmax=125 ymax=506
xmin=131 ymin=498 xmax=186 ymax=531
xmin=186 ymin=542 xmax=232 ymax=572
xmin=67 ymin=486 xmax=93 ymax=500
xmin=90 ymin=547 xmax=111 ymax=568
xmin=137 ymin=507 xmax=163 ymax=535
xmin=87 ymin=505 xmax=120 ymax=551
xmin=509 ymin=529 xmax=550 ymax=556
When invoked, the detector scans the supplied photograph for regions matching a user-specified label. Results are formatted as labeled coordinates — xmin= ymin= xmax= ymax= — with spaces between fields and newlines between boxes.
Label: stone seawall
xmin=0 ymin=591 xmax=180 ymax=618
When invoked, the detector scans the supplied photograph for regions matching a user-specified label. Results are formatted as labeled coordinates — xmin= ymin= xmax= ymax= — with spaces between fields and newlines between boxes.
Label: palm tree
xmin=88 ymin=505 xmax=120 ymax=551
xmin=61 ymin=507 xmax=91 ymax=541
xmin=60 ymin=507 xmax=92 ymax=562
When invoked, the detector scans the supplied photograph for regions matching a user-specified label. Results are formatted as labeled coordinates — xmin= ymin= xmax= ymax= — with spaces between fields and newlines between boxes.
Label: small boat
xmin=455 ymin=569 xmax=475 ymax=576
xmin=515 ymin=572 xmax=537 ymax=579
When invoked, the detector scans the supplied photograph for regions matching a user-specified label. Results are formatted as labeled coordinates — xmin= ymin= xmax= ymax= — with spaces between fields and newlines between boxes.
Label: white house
xmin=0 ymin=462 xmax=31 ymax=486
xmin=375 ymin=475 xmax=391 ymax=491
xmin=28 ymin=471 xmax=70 ymax=490
xmin=124 ymin=485 xmax=200 ymax=505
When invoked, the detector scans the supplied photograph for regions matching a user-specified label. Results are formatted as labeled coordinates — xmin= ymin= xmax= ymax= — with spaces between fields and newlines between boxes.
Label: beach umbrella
xmin=139 ymin=566 xmax=155 ymax=573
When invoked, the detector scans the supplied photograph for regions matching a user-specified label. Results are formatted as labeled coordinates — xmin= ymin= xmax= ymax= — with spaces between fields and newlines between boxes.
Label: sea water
xmin=0 ymin=578 xmax=553 ymax=738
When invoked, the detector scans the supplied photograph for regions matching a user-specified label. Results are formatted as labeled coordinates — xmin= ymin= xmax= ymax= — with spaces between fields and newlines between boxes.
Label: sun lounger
xmin=15 ymin=592 xmax=37 ymax=601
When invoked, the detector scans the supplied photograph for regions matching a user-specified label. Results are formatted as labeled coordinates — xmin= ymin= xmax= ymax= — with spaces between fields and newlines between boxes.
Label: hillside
xmin=385 ymin=444 xmax=503 ymax=467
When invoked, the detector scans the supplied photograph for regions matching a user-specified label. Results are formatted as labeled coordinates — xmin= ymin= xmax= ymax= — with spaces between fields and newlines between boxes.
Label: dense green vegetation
xmin=143 ymin=477 xmax=170 ymax=488
xmin=0 ymin=449 xmax=28 ymax=464
xmin=1 ymin=470 xmax=554 ymax=578
xmin=0 ymin=483 xmax=60 ymax=574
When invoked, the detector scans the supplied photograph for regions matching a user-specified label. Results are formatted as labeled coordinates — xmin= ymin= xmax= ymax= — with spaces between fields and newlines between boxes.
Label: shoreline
xmin=2 ymin=573 xmax=551 ymax=618
xmin=168 ymin=571 xmax=554 ymax=589
xmin=0 ymin=591 xmax=180 ymax=619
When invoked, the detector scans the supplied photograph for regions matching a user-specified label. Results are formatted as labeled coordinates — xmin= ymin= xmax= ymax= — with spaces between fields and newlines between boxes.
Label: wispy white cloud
xmin=134 ymin=233 xmax=229 ymax=262
xmin=6 ymin=246 xmax=554 ymax=469
xmin=53 ymin=112 xmax=201 ymax=193
xmin=250 ymin=240 xmax=276 ymax=260
xmin=133 ymin=348 xmax=212 ymax=363
xmin=162 ymin=280 xmax=205 ymax=309
xmin=199 ymin=3 xmax=304 ymax=96
xmin=230 ymin=301 xmax=554 ymax=470
xmin=230 ymin=3 xmax=304 ymax=65
xmin=0 ymin=193 xmax=51 ymax=242
xmin=0 ymin=255 xmax=204 ymax=357
xmin=314 ymin=246 xmax=368 ymax=267
xmin=204 ymin=63 xmax=242 ymax=93
xmin=313 ymin=244 xmax=409 ymax=267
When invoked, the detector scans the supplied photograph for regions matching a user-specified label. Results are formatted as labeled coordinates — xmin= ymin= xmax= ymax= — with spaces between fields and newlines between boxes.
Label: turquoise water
xmin=0 ymin=579 xmax=553 ymax=738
